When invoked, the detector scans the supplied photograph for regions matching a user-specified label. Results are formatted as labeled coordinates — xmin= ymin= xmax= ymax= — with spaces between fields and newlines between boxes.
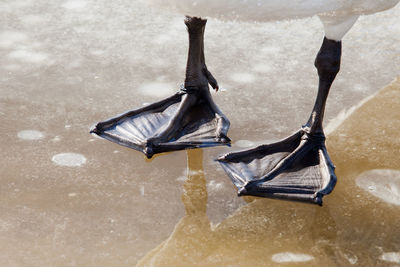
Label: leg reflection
xmin=136 ymin=149 xmax=214 ymax=267
xmin=182 ymin=149 xmax=207 ymax=215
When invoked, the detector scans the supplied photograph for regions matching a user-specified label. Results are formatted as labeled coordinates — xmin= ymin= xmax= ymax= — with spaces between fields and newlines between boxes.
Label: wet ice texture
xmin=356 ymin=169 xmax=400 ymax=205
xmin=1 ymin=0 xmax=400 ymax=266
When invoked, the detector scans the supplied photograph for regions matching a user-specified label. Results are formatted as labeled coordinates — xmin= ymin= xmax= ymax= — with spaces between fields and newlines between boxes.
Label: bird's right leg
xmin=184 ymin=16 xmax=229 ymax=141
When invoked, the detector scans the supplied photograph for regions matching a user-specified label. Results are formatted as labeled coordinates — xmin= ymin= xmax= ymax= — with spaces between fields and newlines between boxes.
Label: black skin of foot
xmin=146 ymin=16 xmax=230 ymax=148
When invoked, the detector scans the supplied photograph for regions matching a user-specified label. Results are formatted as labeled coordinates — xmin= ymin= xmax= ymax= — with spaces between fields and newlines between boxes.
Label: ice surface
xmin=62 ymin=0 xmax=87 ymax=10
xmin=234 ymin=139 xmax=255 ymax=148
xmin=207 ymin=180 xmax=224 ymax=192
xmin=0 ymin=31 xmax=28 ymax=48
xmin=17 ymin=130 xmax=45 ymax=140
xmin=271 ymin=252 xmax=314 ymax=263
xmin=356 ymin=169 xmax=400 ymax=206
xmin=229 ymin=72 xmax=256 ymax=84
xmin=137 ymin=82 xmax=176 ymax=98
xmin=8 ymin=49 xmax=49 ymax=64
xmin=1 ymin=0 xmax=400 ymax=265
xmin=51 ymin=153 xmax=87 ymax=167
xmin=380 ymin=252 xmax=400 ymax=263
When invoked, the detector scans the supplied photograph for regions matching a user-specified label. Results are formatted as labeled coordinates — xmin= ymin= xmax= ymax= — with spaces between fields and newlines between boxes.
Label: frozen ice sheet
xmin=0 ymin=0 xmax=399 ymax=265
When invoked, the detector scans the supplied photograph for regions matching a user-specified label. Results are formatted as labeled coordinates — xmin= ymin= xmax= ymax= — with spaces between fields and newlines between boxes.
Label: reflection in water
xmin=137 ymin=78 xmax=400 ymax=266
xmin=137 ymin=149 xmax=214 ymax=266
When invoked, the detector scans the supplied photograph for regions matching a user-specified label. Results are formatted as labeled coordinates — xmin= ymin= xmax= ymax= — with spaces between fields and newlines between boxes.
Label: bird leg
xmin=304 ymin=37 xmax=341 ymax=135
xmin=246 ymin=37 xmax=340 ymax=195
xmin=184 ymin=16 xmax=230 ymax=142
xmin=146 ymin=16 xmax=226 ymax=153
xmin=218 ymin=37 xmax=340 ymax=204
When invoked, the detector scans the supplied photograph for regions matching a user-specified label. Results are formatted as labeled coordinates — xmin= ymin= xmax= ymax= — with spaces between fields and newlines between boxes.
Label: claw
xmin=216 ymin=133 xmax=231 ymax=143
xmin=203 ymin=66 xmax=219 ymax=91
xmin=144 ymin=142 xmax=154 ymax=159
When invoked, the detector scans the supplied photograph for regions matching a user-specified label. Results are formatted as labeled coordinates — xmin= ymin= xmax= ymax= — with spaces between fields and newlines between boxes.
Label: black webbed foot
xmin=91 ymin=90 xmax=231 ymax=158
xmin=90 ymin=16 xmax=230 ymax=158
xmin=217 ymin=129 xmax=336 ymax=205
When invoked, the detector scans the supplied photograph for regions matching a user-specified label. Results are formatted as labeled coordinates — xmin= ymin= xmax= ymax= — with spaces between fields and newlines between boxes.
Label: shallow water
xmin=0 ymin=0 xmax=399 ymax=266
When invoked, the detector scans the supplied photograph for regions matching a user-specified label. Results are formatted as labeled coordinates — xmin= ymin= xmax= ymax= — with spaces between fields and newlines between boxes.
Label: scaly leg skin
xmin=145 ymin=16 xmax=223 ymax=157
xmin=203 ymin=89 xmax=231 ymax=143
xmin=219 ymin=37 xmax=341 ymax=205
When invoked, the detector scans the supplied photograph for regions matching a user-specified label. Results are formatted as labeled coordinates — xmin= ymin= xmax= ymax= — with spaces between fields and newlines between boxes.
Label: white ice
xmin=17 ymin=130 xmax=45 ymax=141
xmin=356 ymin=169 xmax=400 ymax=205
xmin=51 ymin=153 xmax=87 ymax=167
xmin=380 ymin=252 xmax=400 ymax=263
xmin=230 ymin=72 xmax=256 ymax=84
xmin=207 ymin=180 xmax=224 ymax=191
xmin=234 ymin=140 xmax=255 ymax=148
xmin=271 ymin=252 xmax=314 ymax=263
xmin=8 ymin=49 xmax=49 ymax=64
xmin=0 ymin=31 xmax=28 ymax=48
xmin=61 ymin=0 xmax=87 ymax=10
xmin=138 ymin=82 xmax=176 ymax=98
